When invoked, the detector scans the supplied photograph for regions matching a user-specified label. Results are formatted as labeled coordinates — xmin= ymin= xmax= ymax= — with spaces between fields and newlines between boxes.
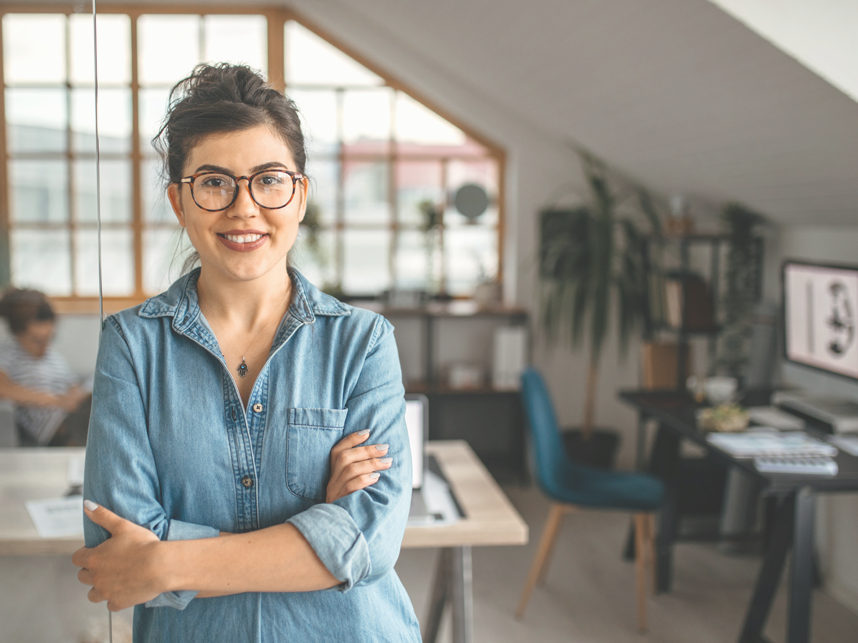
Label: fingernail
xmin=375 ymin=444 xmax=389 ymax=451
xmin=368 ymin=472 xmax=380 ymax=479
xmin=84 ymin=500 xmax=99 ymax=511
xmin=357 ymin=429 xmax=370 ymax=436
xmin=379 ymin=457 xmax=393 ymax=464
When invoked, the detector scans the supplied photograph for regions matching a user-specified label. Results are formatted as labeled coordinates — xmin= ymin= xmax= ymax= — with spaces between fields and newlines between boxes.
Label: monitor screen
xmin=784 ymin=261 xmax=858 ymax=379
xmin=404 ymin=398 xmax=424 ymax=489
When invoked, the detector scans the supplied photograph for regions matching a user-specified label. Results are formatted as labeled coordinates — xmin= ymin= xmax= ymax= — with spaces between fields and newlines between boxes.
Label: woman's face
xmin=17 ymin=320 xmax=55 ymax=359
xmin=168 ymin=125 xmax=307 ymax=286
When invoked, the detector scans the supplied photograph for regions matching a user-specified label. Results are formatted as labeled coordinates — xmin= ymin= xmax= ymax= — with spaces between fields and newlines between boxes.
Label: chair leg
xmin=633 ymin=513 xmax=648 ymax=634
xmin=645 ymin=513 xmax=657 ymax=595
xmin=516 ymin=503 xmax=570 ymax=619
xmin=537 ymin=504 xmax=575 ymax=586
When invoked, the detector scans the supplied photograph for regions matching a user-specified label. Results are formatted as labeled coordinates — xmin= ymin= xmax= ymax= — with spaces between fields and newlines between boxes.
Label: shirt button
xmin=241 ymin=476 xmax=253 ymax=488
xmin=231 ymin=408 xmax=237 ymax=421
xmin=252 ymin=403 xmax=263 ymax=413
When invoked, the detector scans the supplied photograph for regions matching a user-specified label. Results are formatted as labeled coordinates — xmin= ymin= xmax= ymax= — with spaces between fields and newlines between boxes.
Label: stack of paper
xmin=25 ymin=496 xmax=84 ymax=538
xmin=707 ymin=432 xmax=838 ymax=458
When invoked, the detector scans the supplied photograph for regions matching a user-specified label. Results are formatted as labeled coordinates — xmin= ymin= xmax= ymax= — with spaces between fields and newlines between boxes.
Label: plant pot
xmin=561 ymin=427 xmax=621 ymax=469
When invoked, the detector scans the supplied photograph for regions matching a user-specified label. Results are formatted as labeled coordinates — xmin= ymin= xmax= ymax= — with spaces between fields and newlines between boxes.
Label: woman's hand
xmin=72 ymin=501 xmax=165 ymax=612
xmin=326 ymin=430 xmax=392 ymax=503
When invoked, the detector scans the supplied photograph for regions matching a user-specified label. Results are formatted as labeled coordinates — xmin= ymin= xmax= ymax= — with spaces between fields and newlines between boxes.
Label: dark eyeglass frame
xmin=178 ymin=169 xmax=306 ymax=212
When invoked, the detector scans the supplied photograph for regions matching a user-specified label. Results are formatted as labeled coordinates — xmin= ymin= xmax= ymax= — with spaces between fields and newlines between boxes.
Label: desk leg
xmin=738 ymin=495 xmax=793 ymax=643
xmin=424 ymin=548 xmax=451 ymax=643
xmin=787 ymin=488 xmax=815 ymax=643
xmin=650 ymin=425 xmax=681 ymax=593
xmin=451 ymin=546 xmax=474 ymax=643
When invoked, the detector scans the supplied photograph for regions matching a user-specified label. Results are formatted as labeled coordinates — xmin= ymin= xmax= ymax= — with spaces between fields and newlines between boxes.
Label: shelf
xmin=406 ymin=383 xmax=520 ymax=396
xmin=360 ymin=301 xmax=528 ymax=318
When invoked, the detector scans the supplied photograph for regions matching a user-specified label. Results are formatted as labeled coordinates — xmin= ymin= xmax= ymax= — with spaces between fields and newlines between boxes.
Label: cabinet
xmin=374 ymin=302 xmax=530 ymax=480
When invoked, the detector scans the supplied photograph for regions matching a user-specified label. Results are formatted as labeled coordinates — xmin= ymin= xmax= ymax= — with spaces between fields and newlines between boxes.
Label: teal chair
xmin=516 ymin=368 xmax=664 ymax=633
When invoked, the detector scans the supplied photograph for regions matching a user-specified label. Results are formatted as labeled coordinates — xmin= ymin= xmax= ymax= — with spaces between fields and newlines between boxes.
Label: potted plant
xmin=539 ymin=154 xmax=661 ymax=468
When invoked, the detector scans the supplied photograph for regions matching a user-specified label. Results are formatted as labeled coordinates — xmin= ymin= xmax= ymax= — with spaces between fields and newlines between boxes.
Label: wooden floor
xmin=2 ymin=484 xmax=858 ymax=642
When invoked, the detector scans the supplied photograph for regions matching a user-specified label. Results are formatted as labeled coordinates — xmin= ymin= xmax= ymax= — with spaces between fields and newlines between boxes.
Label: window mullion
xmin=130 ymin=14 xmax=144 ymax=298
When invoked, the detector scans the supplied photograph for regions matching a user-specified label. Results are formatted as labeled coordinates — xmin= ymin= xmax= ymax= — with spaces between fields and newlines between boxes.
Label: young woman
xmin=0 ymin=288 xmax=90 ymax=446
xmin=72 ymin=64 xmax=421 ymax=642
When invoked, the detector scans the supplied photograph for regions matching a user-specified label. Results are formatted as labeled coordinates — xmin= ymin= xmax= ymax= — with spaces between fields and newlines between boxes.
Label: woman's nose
xmin=229 ymin=178 xmax=257 ymax=217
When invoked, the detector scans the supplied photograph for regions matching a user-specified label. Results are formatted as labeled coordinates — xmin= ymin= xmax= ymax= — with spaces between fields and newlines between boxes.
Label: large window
xmin=0 ymin=8 xmax=503 ymax=306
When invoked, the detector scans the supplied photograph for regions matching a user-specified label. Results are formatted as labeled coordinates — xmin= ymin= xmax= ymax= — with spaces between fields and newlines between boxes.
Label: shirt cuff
xmin=144 ymin=519 xmax=220 ymax=610
xmin=287 ymin=503 xmax=371 ymax=592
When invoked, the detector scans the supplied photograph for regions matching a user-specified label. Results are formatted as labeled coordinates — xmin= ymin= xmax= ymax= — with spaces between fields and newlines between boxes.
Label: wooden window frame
xmin=0 ymin=3 xmax=506 ymax=314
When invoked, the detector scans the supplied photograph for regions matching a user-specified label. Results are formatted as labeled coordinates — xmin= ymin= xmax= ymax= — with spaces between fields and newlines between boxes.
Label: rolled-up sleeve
xmin=83 ymin=317 xmax=218 ymax=610
xmin=287 ymin=317 xmax=411 ymax=591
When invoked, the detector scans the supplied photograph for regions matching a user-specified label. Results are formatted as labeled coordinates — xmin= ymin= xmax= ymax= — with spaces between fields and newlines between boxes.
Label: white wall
xmin=771 ymin=224 xmax=858 ymax=615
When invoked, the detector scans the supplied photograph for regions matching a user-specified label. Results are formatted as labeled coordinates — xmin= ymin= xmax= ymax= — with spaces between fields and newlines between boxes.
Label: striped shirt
xmin=0 ymin=339 xmax=76 ymax=444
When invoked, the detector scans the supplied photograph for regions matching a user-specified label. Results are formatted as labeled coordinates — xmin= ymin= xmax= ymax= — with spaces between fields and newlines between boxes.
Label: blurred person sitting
xmin=0 ymin=288 xmax=91 ymax=446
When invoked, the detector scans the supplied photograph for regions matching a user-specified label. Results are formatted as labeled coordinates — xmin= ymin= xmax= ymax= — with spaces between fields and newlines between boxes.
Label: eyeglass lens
xmin=192 ymin=172 xmax=297 ymax=210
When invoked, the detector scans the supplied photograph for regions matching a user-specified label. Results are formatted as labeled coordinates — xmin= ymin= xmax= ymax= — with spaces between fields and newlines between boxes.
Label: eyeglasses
xmin=179 ymin=169 xmax=305 ymax=212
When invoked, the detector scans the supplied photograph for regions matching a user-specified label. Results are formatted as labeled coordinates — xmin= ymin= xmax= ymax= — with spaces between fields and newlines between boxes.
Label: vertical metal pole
xmin=423 ymin=548 xmax=450 ymax=643
xmin=450 ymin=546 xmax=473 ymax=643
xmin=787 ymin=488 xmax=815 ymax=643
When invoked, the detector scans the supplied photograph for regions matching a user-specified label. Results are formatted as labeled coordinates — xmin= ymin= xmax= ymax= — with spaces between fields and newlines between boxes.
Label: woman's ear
xmin=296 ymin=177 xmax=308 ymax=223
xmin=167 ymin=184 xmax=186 ymax=227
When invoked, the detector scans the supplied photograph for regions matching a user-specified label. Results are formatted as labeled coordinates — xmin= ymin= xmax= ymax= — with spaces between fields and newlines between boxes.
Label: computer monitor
xmin=783 ymin=260 xmax=858 ymax=380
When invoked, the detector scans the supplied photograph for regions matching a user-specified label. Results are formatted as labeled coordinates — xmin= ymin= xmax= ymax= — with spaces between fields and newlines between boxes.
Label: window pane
xmin=10 ymin=160 xmax=68 ymax=223
xmin=204 ymin=15 xmax=267 ymax=73
xmin=69 ymin=14 xmax=131 ymax=85
xmin=11 ymin=230 xmax=71 ymax=296
xmin=75 ymin=229 xmax=134 ymax=296
xmin=72 ymin=88 xmax=132 ymax=154
xmin=289 ymin=89 xmax=339 ymax=158
xmin=2 ymin=14 xmax=66 ymax=84
xmin=397 ymin=161 xmax=443 ymax=226
xmin=75 ymin=160 xmax=132 ymax=223
xmin=395 ymin=93 xmax=465 ymax=148
xmin=139 ymin=15 xmax=201 ymax=86
xmin=143 ymin=159 xmax=173 ymax=223
xmin=446 ymin=160 xmax=499 ymax=228
xmin=343 ymin=89 xmax=391 ymax=153
xmin=445 ymin=225 xmax=498 ymax=295
xmin=285 ymin=21 xmax=382 ymax=87
xmin=139 ymin=88 xmax=171 ymax=148
xmin=6 ymin=88 xmax=67 ymax=153
xmin=343 ymin=160 xmax=389 ymax=224
xmin=342 ymin=229 xmax=390 ymax=294
xmin=305 ymin=157 xmax=338 ymax=225
xmin=394 ymin=230 xmax=433 ymax=291
xmin=291 ymin=228 xmax=336 ymax=290
xmin=144 ymin=227 xmax=193 ymax=294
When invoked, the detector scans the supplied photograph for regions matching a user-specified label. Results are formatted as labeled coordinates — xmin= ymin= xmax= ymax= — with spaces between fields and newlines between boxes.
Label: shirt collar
xmin=138 ymin=267 xmax=350 ymax=334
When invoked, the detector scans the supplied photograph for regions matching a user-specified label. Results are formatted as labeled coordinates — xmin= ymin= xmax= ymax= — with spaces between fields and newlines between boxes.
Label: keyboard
xmin=754 ymin=455 xmax=838 ymax=476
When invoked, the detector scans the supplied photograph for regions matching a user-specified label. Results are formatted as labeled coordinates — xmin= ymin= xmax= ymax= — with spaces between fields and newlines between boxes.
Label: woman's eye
xmin=257 ymin=173 xmax=286 ymax=186
xmin=201 ymin=176 xmax=230 ymax=188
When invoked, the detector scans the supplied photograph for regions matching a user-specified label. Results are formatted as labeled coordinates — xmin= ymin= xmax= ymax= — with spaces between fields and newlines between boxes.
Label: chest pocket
xmin=286 ymin=408 xmax=349 ymax=502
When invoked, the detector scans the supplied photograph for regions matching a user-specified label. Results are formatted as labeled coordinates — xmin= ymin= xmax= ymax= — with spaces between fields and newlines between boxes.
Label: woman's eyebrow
xmin=192 ymin=162 xmax=291 ymax=174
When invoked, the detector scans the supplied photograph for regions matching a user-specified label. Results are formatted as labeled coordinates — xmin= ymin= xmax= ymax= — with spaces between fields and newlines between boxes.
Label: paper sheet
xmin=747 ymin=406 xmax=806 ymax=431
xmin=25 ymin=495 xmax=84 ymax=538
xmin=707 ymin=432 xmax=838 ymax=458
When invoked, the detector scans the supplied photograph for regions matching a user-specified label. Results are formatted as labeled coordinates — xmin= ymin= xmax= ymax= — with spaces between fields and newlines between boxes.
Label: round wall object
xmin=454 ymin=183 xmax=489 ymax=221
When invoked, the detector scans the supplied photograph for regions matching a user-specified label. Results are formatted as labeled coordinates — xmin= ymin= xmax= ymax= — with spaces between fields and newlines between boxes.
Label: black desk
xmin=619 ymin=390 xmax=858 ymax=643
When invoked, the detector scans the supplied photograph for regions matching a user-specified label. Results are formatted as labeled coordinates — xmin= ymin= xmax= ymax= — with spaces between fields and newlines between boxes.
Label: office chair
xmin=516 ymin=368 xmax=664 ymax=633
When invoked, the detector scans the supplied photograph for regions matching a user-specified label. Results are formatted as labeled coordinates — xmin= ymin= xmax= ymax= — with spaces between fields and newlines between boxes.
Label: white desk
xmin=0 ymin=442 xmax=528 ymax=642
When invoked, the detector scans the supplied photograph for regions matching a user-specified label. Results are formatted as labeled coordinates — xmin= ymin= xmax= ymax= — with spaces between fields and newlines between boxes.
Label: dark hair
xmin=153 ymin=63 xmax=307 ymax=183
xmin=0 ymin=288 xmax=56 ymax=335
xmin=152 ymin=63 xmax=308 ymax=276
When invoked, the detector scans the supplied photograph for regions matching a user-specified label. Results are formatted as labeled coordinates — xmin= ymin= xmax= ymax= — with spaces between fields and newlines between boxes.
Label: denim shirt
xmin=83 ymin=268 xmax=421 ymax=643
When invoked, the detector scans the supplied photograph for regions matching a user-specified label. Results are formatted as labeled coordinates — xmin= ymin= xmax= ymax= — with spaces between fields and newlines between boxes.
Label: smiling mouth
xmin=218 ymin=233 xmax=268 ymax=244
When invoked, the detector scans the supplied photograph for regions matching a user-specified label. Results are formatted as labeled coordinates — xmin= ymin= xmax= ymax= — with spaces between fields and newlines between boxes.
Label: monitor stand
xmin=772 ymin=391 xmax=858 ymax=433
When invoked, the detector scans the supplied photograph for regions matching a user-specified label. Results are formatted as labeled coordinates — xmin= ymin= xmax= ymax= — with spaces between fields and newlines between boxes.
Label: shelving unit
xmin=641 ymin=234 xmax=763 ymax=386
xmin=374 ymin=302 xmax=530 ymax=480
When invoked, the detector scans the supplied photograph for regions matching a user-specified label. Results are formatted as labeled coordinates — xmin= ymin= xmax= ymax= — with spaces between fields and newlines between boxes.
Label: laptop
xmin=405 ymin=394 xmax=433 ymax=522
xmin=404 ymin=393 xmax=462 ymax=525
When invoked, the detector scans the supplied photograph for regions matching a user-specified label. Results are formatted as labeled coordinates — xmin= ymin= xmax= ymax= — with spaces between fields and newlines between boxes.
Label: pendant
xmin=238 ymin=357 xmax=248 ymax=378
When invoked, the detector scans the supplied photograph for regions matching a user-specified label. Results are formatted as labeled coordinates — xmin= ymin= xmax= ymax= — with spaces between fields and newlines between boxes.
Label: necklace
xmin=216 ymin=299 xmax=288 ymax=379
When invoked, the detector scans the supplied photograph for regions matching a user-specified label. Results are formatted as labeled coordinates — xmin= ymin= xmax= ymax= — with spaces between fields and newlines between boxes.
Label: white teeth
xmin=223 ymin=234 xmax=263 ymax=244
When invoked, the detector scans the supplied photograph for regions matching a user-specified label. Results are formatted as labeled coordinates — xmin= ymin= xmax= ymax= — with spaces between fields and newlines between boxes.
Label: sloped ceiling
xmin=287 ymin=0 xmax=858 ymax=225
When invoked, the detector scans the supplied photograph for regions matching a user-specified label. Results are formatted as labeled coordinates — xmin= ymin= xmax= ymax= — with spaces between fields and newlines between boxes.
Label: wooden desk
xmin=0 ymin=442 xmax=527 ymax=643
xmin=619 ymin=390 xmax=858 ymax=643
